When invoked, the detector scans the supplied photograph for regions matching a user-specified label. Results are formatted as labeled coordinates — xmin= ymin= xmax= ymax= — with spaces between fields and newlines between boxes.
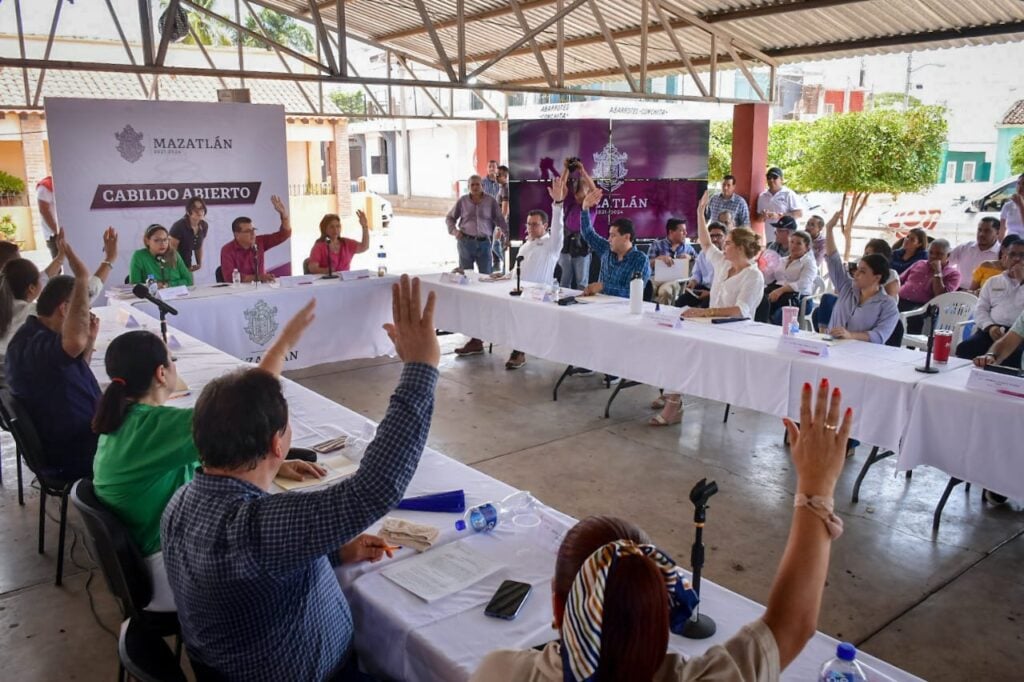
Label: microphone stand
xmin=322 ymin=235 xmax=338 ymax=279
xmin=915 ymin=304 xmax=940 ymax=374
xmin=253 ymin=243 xmax=260 ymax=289
xmin=509 ymin=256 xmax=523 ymax=296
xmin=683 ymin=478 xmax=718 ymax=640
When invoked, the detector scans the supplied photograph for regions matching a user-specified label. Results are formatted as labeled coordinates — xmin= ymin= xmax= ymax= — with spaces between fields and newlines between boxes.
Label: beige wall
xmin=0 ymin=141 xmax=27 ymax=185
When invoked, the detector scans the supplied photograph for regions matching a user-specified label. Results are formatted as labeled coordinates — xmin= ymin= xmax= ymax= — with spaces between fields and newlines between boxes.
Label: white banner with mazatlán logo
xmin=45 ymin=97 xmax=291 ymax=289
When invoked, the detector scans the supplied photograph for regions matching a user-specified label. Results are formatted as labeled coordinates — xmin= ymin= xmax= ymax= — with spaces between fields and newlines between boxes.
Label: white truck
xmin=880 ymin=177 xmax=1017 ymax=245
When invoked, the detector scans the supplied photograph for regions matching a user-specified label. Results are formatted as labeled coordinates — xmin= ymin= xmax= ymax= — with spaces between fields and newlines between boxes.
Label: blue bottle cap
xmin=836 ymin=642 xmax=857 ymax=661
xmin=454 ymin=519 xmax=466 ymax=532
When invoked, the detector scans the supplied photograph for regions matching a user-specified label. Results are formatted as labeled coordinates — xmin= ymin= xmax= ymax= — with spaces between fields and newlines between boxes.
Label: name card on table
xmin=158 ymin=285 xmax=190 ymax=301
xmin=643 ymin=311 xmax=682 ymax=329
xmin=277 ymin=275 xmax=317 ymax=288
xmin=777 ymin=334 xmax=830 ymax=358
xmin=525 ymin=286 xmax=555 ymax=303
xmin=340 ymin=269 xmax=371 ymax=281
xmin=440 ymin=272 xmax=470 ymax=285
xmin=116 ymin=307 xmax=141 ymax=328
xmin=965 ymin=367 xmax=1024 ymax=400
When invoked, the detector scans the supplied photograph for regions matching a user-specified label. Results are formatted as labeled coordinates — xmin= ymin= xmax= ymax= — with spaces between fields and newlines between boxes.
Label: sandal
xmin=648 ymin=402 xmax=683 ymax=426
xmin=650 ymin=396 xmax=666 ymax=410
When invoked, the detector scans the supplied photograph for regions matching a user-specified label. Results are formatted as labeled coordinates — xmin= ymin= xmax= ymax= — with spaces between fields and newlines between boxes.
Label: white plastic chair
xmin=799 ymin=275 xmax=827 ymax=332
xmin=899 ymin=291 xmax=978 ymax=353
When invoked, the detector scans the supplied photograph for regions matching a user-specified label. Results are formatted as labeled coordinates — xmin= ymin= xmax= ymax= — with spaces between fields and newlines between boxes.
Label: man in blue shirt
xmin=161 ymin=276 xmax=440 ymax=682
xmin=704 ymin=174 xmax=750 ymax=227
xmin=649 ymin=217 xmax=697 ymax=304
xmin=579 ymin=187 xmax=651 ymax=298
xmin=676 ymin=221 xmax=728 ymax=308
xmin=6 ymin=237 xmax=101 ymax=480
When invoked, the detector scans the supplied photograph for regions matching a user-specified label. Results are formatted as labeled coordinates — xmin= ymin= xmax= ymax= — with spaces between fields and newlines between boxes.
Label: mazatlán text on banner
xmin=45 ymin=98 xmax=290 ymax=290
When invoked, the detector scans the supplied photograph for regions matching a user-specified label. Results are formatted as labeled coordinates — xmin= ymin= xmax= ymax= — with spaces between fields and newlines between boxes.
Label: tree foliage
xmin=766 ymin=121 xmax=813 ymax=193
xmin=870 ymin=91 xmax=923 ymax=110
xmin=330 ymin=90 xmax=367 ymax=115
xmin=1010 ymin=134 xmax=1024 ymax=175
xmin=243 ymin=9 xmax=315 ymax=53
xmin=707 ymin=121 xmax=733 ymax=183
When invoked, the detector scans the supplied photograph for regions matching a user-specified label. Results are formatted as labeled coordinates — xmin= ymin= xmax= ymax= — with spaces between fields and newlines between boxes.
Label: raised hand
xmin=383 ymin=275 xmax=439 ymax=367
xmin=356 ymin=209 xmax=369 ymax=229
xmin=102 ymin=226 xmax=119 ymax=262
xmin=698 ymin=189 xmax=710 ymax=211
xmin=783 ymin=379 xmax=852 ymax=499
xmin=61 ymin=234 xmax=90 ymax=278
xmin=548 ymin=173 xmax=567 ymax=202
xmin=279 ymin=299 xmax=316 ymax=348
xmin=270 ymin=194 xmax=288 ymax=217
xmin=581 ymin=187 xmax=604 ymax=211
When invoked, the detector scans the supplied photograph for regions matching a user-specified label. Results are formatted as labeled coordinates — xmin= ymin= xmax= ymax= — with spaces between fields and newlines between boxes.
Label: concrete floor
xmin=2 ymin=336 xmax=1022 ymax=680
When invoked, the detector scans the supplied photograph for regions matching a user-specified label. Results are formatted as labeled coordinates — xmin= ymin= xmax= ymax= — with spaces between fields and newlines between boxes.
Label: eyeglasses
xmin=237 ymin=228 xmax=257 ymax=235
xmin=1006 ymin=251 xmax=1024 ymax=260
xmin=150 ymin=237 xmax=169 ymax=244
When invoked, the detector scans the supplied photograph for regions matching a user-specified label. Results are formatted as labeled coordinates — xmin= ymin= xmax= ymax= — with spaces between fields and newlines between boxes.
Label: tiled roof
xmin=0 ymin=66 xmax=343 ymax=116
xmin=1002 ymin=100 xmax=1024 ymax=125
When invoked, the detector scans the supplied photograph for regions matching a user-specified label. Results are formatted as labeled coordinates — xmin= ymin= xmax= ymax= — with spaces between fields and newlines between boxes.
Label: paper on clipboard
xmin=654 ymin=257 xmax=689 ymax=283
xmin=274 ymin=453 xmax=358 ymax=491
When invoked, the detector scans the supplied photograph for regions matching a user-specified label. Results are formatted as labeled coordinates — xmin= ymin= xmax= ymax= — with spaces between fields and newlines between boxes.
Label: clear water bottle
xmin=549 ymin=278 xmax=560 ymax=302
xmin=146 ymin=273 xmax=158 ymax=297
xmin=789 ymin=318 xmax=800 ymax=336
xmin=377 ymin=245 xmax=387 ymax=277
xmin=819 ymin=642 xmax=867 ymax=682
xmin=231 ymin=268 xmax=241 ymax=287
xmin=455 ymin=491 xmax=539 ymax=533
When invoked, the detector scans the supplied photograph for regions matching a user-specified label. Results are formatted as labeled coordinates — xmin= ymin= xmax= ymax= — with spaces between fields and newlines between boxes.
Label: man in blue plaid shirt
xmin=161 ymin=276 xmax=440 ymax=682
xmin=579 ymin=187 xmax=651 ymax=298
xmin=704 ymin=175 xmax=750 ymax=227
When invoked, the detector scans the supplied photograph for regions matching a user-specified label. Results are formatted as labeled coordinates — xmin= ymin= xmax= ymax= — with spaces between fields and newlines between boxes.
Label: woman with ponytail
xmin=0 ymin=258 xmax=45 ymax=356
xmin=475 ymin=381 xmax=854 ymax=681
xmin=92 ymin=301 xmax=324 ymax=611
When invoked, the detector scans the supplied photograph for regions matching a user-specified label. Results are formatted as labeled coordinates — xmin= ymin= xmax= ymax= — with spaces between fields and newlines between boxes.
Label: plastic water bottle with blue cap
xmin=146 ymin=273 xmax=158 ymax=297
xmin=455 ymin=491 xmax=540 ymax=533
xmin=819 ymin=642 xmax=867 ymax=681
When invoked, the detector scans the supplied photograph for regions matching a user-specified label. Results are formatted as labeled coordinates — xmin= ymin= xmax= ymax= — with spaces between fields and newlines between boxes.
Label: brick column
xmin=731 ymin=103 xmax=770 ymax=239
xmin=475 ymin=120 xmax=501 ymax=176
xmin=21 ymin=113 xmax=50 ymax=247
xmin=332 ymin=118 xmax=352 ymax=218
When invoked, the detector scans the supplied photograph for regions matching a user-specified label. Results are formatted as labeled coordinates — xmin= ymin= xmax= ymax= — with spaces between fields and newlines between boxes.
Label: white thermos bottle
xmin=629 ymin=271 xmax=643 ymax=314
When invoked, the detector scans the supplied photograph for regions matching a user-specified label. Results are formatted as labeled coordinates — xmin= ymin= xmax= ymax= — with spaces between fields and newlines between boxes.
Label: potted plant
xmin=0 ymin=171 xmax=26 ymax=207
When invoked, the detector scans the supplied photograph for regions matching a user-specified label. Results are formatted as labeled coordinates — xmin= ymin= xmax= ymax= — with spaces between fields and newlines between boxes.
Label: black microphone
xmin=132 ymin=283 xmax=178 ymax=316
xmin=322 ymin=234 xmax=337 ymax=279
xmin=510 ymin=255 xmax=524 ymax=296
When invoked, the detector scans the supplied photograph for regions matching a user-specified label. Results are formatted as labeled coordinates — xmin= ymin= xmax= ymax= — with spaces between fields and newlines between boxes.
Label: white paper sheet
xmin=380 ymin=541 xmax=501 ymax=602
xmin=654 ymin=257 xmax=689 ymax=282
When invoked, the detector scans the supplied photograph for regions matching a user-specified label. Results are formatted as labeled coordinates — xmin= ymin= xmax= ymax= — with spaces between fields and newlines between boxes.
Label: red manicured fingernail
xmin=820 ymin=378 xmax=828 ymax=388
xmin=833 ymin=387 xmax=840 ymax=398
xmin=845 ymin=407 xmax=853 ymax=417
xmin=803 ymin=382 xmax=811 ymax=391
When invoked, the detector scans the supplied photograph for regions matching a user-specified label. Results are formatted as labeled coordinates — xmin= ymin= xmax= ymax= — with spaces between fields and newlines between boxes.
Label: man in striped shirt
xmin=704 ymin=175 xmax=750 ymax=228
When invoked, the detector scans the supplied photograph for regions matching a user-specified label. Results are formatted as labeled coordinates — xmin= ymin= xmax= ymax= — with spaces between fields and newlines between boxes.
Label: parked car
xmin=352 ymin=189 xmax=393 ymax=228
xmin=880 ymin=177 xmax=1016 ymax=245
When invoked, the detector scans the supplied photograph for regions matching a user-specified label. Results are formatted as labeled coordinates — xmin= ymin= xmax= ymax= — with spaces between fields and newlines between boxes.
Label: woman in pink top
xmin=308 ymin=210 xmax=370 ymax=274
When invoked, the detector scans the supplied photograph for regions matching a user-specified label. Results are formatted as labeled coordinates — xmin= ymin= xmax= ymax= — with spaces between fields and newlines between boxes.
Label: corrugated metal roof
xmin=0 ymin=66 xmax=343 ymax=115
xmin=256 ymin=0 xmax=1024 ymax=90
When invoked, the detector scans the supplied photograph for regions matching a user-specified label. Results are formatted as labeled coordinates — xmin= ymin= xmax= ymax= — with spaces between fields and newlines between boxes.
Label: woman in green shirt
xmin=91 ymin=301 xmax=324 ymax=611
xmin=128 ymin=224 xmax=193 ymax=287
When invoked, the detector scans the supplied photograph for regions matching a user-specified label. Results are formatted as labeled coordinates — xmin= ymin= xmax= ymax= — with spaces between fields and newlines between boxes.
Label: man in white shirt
xmin=955 ymin=238 xmax=1024 ymax=360
xmin=949 ymin=217 xmax=1000 ymax=290
xmin=505 ymin=175 xmax=567 ymax=370
xmin=756 ymin=167 xmax=804 ymax=243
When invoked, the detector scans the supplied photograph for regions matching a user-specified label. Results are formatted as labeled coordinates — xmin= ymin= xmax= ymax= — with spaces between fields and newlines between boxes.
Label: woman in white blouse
xmin=651 ymin=192 xmax=764 ymax=426
xmin=760 ymin=230 xmax=818 ymax=324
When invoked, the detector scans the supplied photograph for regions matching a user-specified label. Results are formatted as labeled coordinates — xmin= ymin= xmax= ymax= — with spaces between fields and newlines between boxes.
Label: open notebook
xmin=274 ymin=453 xmax=359 ymax=491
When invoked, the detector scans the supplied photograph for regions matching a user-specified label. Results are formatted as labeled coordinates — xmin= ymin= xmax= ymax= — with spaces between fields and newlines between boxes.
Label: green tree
xmin=329 ymin=90 xmax=367 ymax=116
xmin=802 ymin=106 xmax=947 ymax=258
xmin=707 ymin=121 xmax=733 ymax=183
xmin=870 ymin=92 xmax=923 ymax=110
xmin=244 ymin=9 xmax=314 ymax=54
xmin=1010 ymin=134 xmax=1024 ymax=175
xmin=766 ymin=121 xmax=813 ymax=193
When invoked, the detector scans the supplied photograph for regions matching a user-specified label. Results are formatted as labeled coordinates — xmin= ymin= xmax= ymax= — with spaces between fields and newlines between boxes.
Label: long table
xmin=89 ymin=304 xmax=920 ymax=682
xmin=117 ymin=276 xmax=396 ymax=370
xmin=421 ymin=275 xmax=970 ymax=454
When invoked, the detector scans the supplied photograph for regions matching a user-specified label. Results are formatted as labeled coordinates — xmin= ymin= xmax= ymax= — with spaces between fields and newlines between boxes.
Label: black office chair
xmin=214 ymin=266 xmax=224 ymax=283
xmin=118 ymin=618 xmax=187 ymax=682
xmin=302 ymin=258 xmax=311 ymax=275
xmin=0 ymin=389 xmax=75 ymax=585
xmin=71 ymin=480 xmax=180 ymax=637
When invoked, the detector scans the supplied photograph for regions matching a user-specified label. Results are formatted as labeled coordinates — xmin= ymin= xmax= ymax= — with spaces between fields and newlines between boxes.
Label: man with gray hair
xmin=898 ymin=237 xmax=961 ymax=334
xmin=445 ymin=173 xmax=508 ymax=355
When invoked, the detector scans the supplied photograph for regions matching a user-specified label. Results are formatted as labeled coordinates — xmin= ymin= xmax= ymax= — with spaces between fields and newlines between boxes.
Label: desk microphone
xmin=132 ymin=284 xmax=178 ymax=316
xmin=252 ymin=243 xmax=260 ymax=286
xmin=509 ymin=255 xmax=524 ymax=296
xmin=322 ymin=234 xmax=338 ymax=279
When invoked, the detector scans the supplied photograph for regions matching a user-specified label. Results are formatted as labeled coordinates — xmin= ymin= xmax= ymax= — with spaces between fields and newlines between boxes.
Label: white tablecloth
xmin=120 ymin=276 xmax=396 ymax=370
xmin=422 ymin=276 xmax=968 ymax=452
xmin=88 ymin=305 xmax=920 ymax=682
xmin=898 ymin=369 xmax=1024 ymax=500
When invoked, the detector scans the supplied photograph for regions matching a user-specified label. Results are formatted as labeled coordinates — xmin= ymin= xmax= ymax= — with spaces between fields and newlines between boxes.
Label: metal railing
xmin=288 ymin=182 xmax=336 ymax=197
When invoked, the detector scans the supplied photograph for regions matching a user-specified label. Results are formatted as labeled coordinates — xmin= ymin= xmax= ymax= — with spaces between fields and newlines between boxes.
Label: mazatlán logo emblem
xmin=243 ymin=300 xmax=279 ymax=346
xmin=115 ymin=124 xmax=145 ymax=163
xmin=592 ymin=142 xmax=628 ymax=192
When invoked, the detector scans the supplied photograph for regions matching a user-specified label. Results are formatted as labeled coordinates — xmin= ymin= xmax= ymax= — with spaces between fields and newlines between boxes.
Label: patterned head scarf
xmin=560 ymin=540 xmax=699 ymax=682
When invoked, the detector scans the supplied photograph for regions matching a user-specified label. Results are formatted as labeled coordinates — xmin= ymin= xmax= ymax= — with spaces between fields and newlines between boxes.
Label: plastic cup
xmin=781 ymin=306 xmax=799 ymax=334
xmin=933 ymin=330 xmax=953 ymax=363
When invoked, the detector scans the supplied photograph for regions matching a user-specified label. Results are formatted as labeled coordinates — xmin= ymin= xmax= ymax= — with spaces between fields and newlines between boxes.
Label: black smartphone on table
xmin=484 ymin=580 xmax=533 ymax=620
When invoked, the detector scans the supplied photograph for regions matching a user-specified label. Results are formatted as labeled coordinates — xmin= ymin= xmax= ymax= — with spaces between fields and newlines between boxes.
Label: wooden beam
xmin=378 ymin=0 xmax=557 ymax=42
xmin=639 ymin=0 xmax=648 ymax=87
xmin=650 ymin=0 xmax=707 ymax=97
xmin=307 ymin=0 xmax=340 ymax=75
xmin=413 ymin=0 xmax=457 ymax=82
xmin=725 ymin=39 xmax=767 ymax=101
xmin=509 ymin=0 xmax=556 ymax=88
xmin=586 ymin=0 xmax=638 ymax=92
